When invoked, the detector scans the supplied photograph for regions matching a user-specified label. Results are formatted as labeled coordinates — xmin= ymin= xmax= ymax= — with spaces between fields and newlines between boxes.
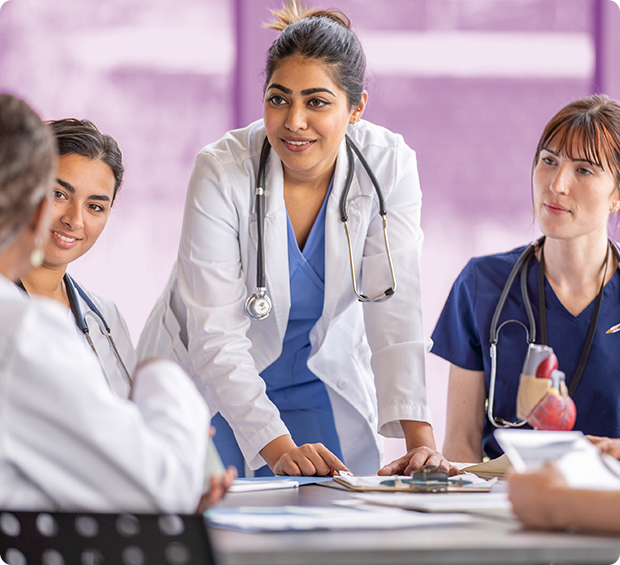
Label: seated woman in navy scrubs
xmin=432 ymin=95 xmax=620 ymax=462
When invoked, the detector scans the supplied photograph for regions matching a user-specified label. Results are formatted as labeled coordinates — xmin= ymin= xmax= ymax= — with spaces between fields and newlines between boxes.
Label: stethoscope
xmin=245 ymin=135 xmax=397 ymax=320
xmin=64 ymin=273 xmax=133 ymax=390
xmin=487 ymin=236 xmax=619 ymax=428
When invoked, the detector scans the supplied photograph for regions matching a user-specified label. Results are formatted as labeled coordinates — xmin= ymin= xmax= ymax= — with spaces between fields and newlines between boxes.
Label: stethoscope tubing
xmin=65 ymin=274 xmax=133 ymax=388
xmin=245 ymin=133 xmax=397 ymax=319
xmin=487 ymin=237 xmax=620 ymax=428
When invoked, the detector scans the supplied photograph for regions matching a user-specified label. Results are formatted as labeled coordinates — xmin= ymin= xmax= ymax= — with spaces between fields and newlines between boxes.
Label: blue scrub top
xmin=431 ymin=245 xmax=620 ymax=459
xmin=213 ymin=180 xmax=342 ymax=476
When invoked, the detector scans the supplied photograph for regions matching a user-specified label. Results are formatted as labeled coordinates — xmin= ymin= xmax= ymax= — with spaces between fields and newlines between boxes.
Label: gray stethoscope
xmin=64 ymin=273 xmax=133 ymax=389
xmin=487 ymin=236 xmax=618 ymax=428
xmin=245 ymin=135 xmax=397 ymax=320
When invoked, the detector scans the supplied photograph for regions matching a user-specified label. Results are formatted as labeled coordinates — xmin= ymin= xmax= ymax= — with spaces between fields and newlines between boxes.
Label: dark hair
xmin=46 ymin=118 xmax=124 ymax=202
xmin=534 ymin=94 xmax=620 ymax=187
xmin=0 ymin=94 xmax=56 ymax=253
xmin=264 ymin=0 xmax=366 ymax=109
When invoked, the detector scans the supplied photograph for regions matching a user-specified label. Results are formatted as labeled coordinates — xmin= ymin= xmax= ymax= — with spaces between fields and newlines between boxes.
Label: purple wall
xmin=1 ymin=0 xmax=618 ymax=462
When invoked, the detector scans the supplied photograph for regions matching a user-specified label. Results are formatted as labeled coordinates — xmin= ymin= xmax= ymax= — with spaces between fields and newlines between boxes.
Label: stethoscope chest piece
xmin=245 ymin=287 xmax=272 ymax=320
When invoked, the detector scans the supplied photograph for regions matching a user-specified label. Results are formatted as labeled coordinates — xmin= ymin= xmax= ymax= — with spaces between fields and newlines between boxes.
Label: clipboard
xmin=332 ymin=472 xmax=494 ymax=493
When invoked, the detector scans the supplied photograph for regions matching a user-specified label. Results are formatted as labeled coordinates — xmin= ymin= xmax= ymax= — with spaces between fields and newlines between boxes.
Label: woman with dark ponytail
xmin=139 ymin=0 xmax=449 ymax=476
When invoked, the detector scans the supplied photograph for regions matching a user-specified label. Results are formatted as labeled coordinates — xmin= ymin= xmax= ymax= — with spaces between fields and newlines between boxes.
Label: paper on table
xmin=351 ymin=492 xmax=512 ymax=513
xmin=494 ymin=429 xmax=620 ymax=490
xmin=228 ymin=479 xmax=299 ymax=493
xmin=205 ymin=504 xmax=471 ymax=531
xmin=461 ymin=454 xmax=512 ymax=479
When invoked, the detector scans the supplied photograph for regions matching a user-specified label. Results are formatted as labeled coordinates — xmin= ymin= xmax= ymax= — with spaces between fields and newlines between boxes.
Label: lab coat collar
xmin=318 ymin=137 xmax=364 ymax=348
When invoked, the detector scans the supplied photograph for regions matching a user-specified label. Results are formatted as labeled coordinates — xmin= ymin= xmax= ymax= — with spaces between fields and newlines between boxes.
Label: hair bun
xmin=265 ymin=0 xmax=351 ymax=32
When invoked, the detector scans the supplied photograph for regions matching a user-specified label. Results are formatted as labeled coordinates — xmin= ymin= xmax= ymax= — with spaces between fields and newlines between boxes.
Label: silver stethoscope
xmin=245 ymin=135 xmax=397 ymax=320
xmin=64 ymin=273 xmax=133 ymax=389
xmin=487 ymin=236 xmax=619 ymax=428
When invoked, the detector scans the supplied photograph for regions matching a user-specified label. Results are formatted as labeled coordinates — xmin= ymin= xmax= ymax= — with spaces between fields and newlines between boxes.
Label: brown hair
xmin=0 ymin=94 xmax=56 ymax=253
xmin=263 ymin=0 xmax=366 ymax=109
xmin=47 ymin=118 xmax=124 ymax=203
xmin=534 ymin=94 xmax=620 ymax=187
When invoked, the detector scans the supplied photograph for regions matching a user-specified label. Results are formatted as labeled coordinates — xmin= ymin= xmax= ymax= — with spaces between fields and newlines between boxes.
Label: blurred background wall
xmin=1 ymin=0 xmax=619 ymax=463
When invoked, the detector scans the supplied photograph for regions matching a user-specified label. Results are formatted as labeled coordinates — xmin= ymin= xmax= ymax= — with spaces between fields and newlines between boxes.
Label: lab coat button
xmin=337 ymin=378 xmax=348 ymax=390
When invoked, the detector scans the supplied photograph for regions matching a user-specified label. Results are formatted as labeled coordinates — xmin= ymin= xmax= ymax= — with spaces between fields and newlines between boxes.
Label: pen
xmin=606 ymin=323 xmax=620 ymax=334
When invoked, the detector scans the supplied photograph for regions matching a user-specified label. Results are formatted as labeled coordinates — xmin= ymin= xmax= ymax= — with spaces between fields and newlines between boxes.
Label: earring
xmin=612 ymin=202 xmax=620 ymax=214
xmin=30 ymin=236 xmax=44 ymax=268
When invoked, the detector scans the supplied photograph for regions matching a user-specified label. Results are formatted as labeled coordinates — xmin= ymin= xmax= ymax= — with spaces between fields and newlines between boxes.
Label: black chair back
xmin=0 ymin=510 xmax=216 ymax=565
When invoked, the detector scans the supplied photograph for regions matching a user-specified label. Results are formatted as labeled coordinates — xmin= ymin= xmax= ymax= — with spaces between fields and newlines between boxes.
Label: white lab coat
xmin=0 ymin=275 xmax=208 ymax=513
xmin=138 ymin=119 xmax=432 ymax=474
xmin=70 ymin=280 xmax=138 ymax=401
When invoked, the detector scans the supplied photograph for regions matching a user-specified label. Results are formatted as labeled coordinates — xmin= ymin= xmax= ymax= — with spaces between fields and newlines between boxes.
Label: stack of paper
xmin=206 ymin=504 xmax=471 ymax=532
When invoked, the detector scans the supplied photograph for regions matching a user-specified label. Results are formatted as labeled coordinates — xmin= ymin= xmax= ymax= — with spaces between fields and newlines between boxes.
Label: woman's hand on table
xmin=378 ymin=446 xmax=456 ymax=476
xmin=274 ymin=443 xmax=351 ymax=476
xmin=261 ymin=435 xmax=350 ymax=476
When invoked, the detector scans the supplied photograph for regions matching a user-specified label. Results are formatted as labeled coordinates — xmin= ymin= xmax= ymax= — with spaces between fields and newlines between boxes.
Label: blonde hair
xmin=265 ymin=0 xmax=350 ymax=32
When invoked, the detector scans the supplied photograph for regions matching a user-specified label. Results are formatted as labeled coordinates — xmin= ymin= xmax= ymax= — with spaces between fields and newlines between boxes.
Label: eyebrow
xmin=56 ymin=178 xmax=111 ymax=202
xmin=540 ymin=147 xmax=598 ymax=166
xmin=267 ymin=83 xmax=336 ymax=97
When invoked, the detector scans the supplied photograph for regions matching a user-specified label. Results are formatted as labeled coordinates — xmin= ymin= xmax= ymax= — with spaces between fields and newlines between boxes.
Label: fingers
xmin=403 ymin=447 xmax=450 ymax=476
xmin=379 ymin=447 xmax=455 ymax=477
xmin=196 ymin=466 xmax=238 ymax=513
xmin=378 ymin=455 xmax=408 ymax=476
xmin=274 ymin=443 xmax=349 ymax=476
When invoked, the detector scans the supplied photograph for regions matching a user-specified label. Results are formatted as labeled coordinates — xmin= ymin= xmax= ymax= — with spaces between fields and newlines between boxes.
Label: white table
xmin=208 ymin=483 xmax=620 ymax=565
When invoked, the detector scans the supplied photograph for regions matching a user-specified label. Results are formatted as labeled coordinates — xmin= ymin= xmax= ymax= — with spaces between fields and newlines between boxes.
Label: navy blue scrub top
xmin=212 ymin=180 xmax=342 ymax=476
xmin=431 ymin=245 xmax=620 ymax=459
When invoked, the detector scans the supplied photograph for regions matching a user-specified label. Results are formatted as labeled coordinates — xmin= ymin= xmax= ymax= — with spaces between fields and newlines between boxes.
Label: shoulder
xmin=460 ymin=245 xmax=530 ymax=284
xmin=0 ymin=281 xmax=80 ymax=359
xmin=347 ymin=121 xmax=414 ymax=163
xmin=72 ymin=280 xmax=124 ymax=322
xmin=195 ymin=120 xmax=266 ymax=171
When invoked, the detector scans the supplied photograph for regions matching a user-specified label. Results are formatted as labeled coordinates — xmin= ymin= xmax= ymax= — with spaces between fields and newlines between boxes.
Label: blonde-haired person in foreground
xmin=0 ymin=92 xmax=219 ymax=513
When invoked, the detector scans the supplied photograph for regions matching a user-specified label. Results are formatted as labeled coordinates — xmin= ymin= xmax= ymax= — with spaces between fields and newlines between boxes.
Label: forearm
xmin=401 ymin=420 xmax=437 ymax=451
xmin=259 ymin=435 xmax=297 ymax=471
xmin=442 ymin=432 xmax=483 ymax=463
xmin=549 ymin=488 xmax=620 ymax=533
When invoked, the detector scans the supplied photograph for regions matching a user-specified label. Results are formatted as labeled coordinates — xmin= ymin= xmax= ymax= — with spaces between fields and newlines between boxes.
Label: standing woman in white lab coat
xmin=139 ymin=0 xmax=448 ymax=476
xmin=19 ymin=119 xmax=136 ymax=400
xmin=0 ymin=93 xmax=209 ymax=513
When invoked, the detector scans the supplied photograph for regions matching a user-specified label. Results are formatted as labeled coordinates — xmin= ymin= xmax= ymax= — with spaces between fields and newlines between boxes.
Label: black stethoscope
xmin=18 ymin=275 xmax=133 ymax=390
xmin=245 ymin=135 xmax=397 ymax=320
xmin=64 ymin=273 xmax=133 ymax=389
xmin=487 ymin=236 xmax=618 ymax=428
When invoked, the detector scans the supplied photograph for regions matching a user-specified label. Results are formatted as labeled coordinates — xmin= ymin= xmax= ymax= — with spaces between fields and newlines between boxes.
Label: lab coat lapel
xmin=248 ymin=150 xmax=290 ymax=347
xmin=320 ymin=140 xmax=362 ymax=344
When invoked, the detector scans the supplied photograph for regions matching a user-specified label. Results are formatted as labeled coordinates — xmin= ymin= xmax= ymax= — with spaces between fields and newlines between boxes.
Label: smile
xmin=281 ymin=138 xmax=315 ymax=152
xmin=52 ymin=231 xmax=77 ymax=243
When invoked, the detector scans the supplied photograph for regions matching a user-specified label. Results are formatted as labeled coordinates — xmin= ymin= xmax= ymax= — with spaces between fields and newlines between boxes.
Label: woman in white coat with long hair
xmin=139 ymin=0 xmax=449 ymax=477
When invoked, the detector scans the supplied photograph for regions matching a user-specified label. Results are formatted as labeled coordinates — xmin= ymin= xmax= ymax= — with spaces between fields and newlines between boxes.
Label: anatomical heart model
xmin=516 ymin=344 xmax=576 ymax=431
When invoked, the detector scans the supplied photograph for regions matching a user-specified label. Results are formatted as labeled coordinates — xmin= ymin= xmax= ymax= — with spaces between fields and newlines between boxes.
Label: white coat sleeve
xmin=177 ymin=152 xmax=289 ymax=470
xmin=361 ymin=139 xmax=433 ymax=437
xmin=1 ymin=302 xmax=208 ymax=513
